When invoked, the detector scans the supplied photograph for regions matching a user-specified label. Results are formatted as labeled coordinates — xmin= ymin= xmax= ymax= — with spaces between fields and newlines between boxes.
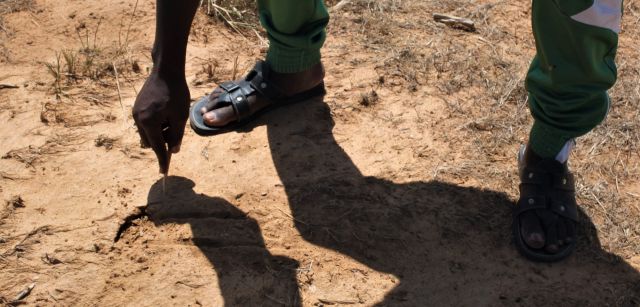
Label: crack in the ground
xmin=113 ymin=206 xmax=249 ymax=242
xmin=113 ymin=207 xmax=148 ymax=243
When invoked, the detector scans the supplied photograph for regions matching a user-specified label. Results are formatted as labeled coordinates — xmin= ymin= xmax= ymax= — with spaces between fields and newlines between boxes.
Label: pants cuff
xmin=529 ymin=121 xmax=572 ymax=158
xmin=265 ymin=45 xmax=321 ymax=74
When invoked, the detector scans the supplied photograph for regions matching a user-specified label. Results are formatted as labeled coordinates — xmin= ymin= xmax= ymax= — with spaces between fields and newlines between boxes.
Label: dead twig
xmin=330 ymin=0 xmax=352 ymax=12
xmin=208 ymin=3 xmax=248 ymax=40
xmin=2 ymin=225 xmax=96 ymax=256
xmin=13 ymin=283 xmax=36 ymax=302
xmin=0 ymin=172 xmax=31 ymax=180
xmin=231 ymin=55 xmax=239 ymax=81
xmin=433 ymin=13 xmax=476 ymax=32
xmin=112 ymin=62 xmax=127 ymax=127
xmin=122 ymin=0 xmax=140 ymax=52
xmin=0 ymin=83 xmax=19 ymax=89
xmin=41 ymin=253 xmax=63 ymax=265
xmin=318 ymin=297 xmax=358 ymax=305
xmin=175 ymin=281 xmax=204 ymax=289
xmin=277 ymin=208 xmax=309 ymax=226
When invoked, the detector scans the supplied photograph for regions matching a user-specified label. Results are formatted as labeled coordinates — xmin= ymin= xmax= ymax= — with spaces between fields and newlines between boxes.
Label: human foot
xmin=188 ymin=61 xmax=325 ymax=136
xmin=513 ymin=145 xmax=578 ymax=262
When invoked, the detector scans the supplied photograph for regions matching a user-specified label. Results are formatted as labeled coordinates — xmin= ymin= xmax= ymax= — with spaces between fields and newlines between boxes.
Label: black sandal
xmin=189 ymin=61 xmax=326 ymax=136
xmin=513 ymin=146 xmax=578 ymax=262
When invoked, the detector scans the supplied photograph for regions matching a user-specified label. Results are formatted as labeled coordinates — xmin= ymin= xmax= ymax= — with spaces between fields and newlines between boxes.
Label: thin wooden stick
xmin=0 ymin=83 xmax=19 ymax=89
xmin=232 ymin=55 xmax=239 ymax=81
xmin=123 ymin=0 xmax=140 ymax=51
xmin=433 ymin=13 xmax=476 ymax=32
xmin=13 ymin=283 xmax=36 ymax=302
xmin=112 ymin=62 xmax=128 ymax=127
xmin=330 ymin=0 xmax=352 ymax=12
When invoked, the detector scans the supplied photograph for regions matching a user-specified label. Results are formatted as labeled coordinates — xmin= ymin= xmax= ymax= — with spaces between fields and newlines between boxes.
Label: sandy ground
xmin=1 ymin=0 xmax=639 ymax=306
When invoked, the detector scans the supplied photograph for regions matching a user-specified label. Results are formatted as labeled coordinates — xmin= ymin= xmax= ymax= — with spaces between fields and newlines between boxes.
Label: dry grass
xmin=197 ymin=0 xmax=342 ymax=41
xmin=0 ymin=0 xmax=34 ymax=14
xmin=200 ymin=0 xmax=260 ymax=37
xmin=1 ymin=132 xmax=85 ymax=167
xmin=40 ymin=5 xmax=143 ymax=128
xmin=45 ymin=18 xmax=141 ymax=87
xmin=192 ymin=57 xmax=224 ymax=86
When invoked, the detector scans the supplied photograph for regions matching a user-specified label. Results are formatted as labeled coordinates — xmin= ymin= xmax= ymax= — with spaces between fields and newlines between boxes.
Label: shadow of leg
xmin=264 ymin=98 xmax=640 ymax=305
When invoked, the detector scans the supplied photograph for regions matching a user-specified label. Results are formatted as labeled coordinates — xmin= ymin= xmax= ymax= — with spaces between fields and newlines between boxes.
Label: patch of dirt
xmin=95 ymin=135 xmax=117 ymax=150
xmin=0 ymin=0 xmax=639 ymax=306
xmin=6 ymin=195 xmax=24 ymax=208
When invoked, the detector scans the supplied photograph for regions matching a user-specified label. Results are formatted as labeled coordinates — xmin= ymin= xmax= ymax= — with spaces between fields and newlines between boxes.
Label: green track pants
xmin=259 ymin=0 xmax=622 ymax=159
xmin=258 ymin=0 xmax=329 ymax=73
xmin=526 ymin=0 xmax=622 ymax=158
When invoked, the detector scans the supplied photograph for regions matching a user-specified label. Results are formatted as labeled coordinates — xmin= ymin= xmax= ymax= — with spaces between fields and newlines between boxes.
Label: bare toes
xmin=203 ymin=106 xmax=236 ymax=126
xmin=543 ymin=217 xmax=560 ymax=253
xmin=520 ymin=211 xmax=545 ymax=249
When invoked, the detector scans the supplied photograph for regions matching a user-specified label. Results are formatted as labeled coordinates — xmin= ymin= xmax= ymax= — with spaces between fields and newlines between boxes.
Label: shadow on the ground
xmin=146 ymin=178 xmax=301 ymax=306
xmin=146 ymin=98 xmax=639 ymax=306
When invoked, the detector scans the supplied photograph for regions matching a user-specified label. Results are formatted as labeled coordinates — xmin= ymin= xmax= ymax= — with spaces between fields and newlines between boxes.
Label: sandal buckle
xmin=220 ymin=82 xmax=240 ymax=92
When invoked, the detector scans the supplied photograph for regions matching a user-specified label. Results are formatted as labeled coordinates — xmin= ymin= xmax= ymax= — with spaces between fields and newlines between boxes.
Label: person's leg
xmin=197 ymin=0 xmax=329 ymax=129
xmin=515 ymin=0 xmax=622 ymax=261
xmin=527 ymin=0 xmax=620 ymax=158
xmin=259 ymin=0 xmax=329 ymax=73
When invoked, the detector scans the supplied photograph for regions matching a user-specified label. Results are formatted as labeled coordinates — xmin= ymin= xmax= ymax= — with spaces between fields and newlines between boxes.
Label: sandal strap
xmin=552 ymin=172 xmax=575 ymax=191
xmin=549 ymin=198 xmax=578 ymax=221
xmin=219 ymin=80 xmax=252 ymax=122
xmin=516 ymin=165 xmax=578 ymax=221
xmin=514 ymin=195 xmax=547 ymax=216
xmin=213 ymin=61 xmax=286 ymax=123
xmin=520 ymin=167 xmax=575 ymax=190
xmin=519 ymin=168 xmax=546 ymax=185
xmin=245 ymin=61 xmax=285 ymax=100
xmin=514 ymin=195 xmax=577 ymax=221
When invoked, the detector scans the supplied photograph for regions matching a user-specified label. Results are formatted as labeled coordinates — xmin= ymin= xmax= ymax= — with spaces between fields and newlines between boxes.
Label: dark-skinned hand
xmin=132 ymin=72 xmax=190 ymax=174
